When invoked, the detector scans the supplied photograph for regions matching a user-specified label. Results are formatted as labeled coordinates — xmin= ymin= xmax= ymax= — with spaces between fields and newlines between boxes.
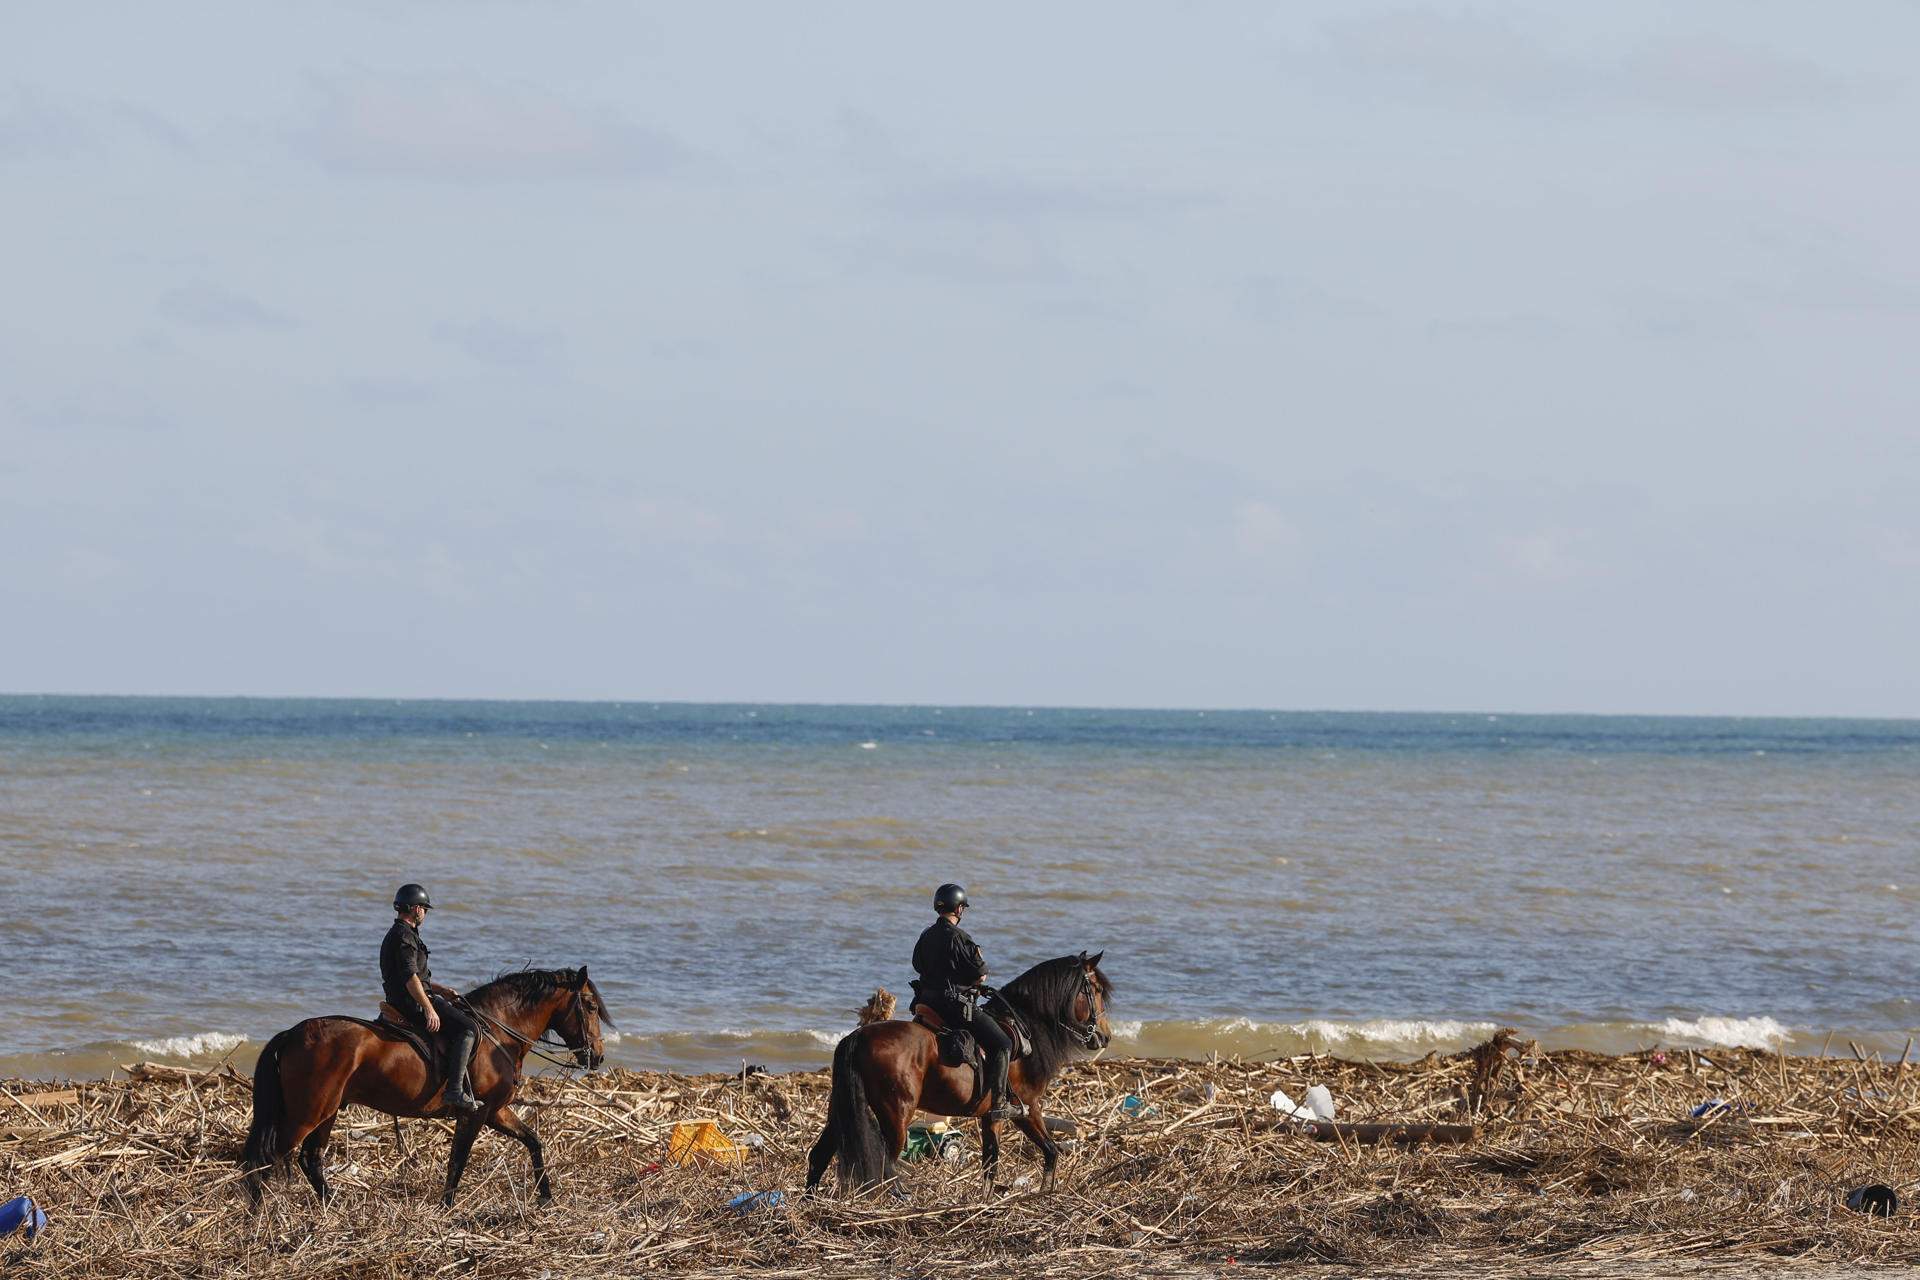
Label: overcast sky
xmin=4 ymin=3 xmax=1917 ymax=715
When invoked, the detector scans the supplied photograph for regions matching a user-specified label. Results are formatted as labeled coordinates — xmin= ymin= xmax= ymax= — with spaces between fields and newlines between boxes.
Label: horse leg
xmin=484 ymin=1105 xmax=551 ymax=1204
xmin=442 ymin=1114 xmax=483 ymax=1208
xmin=805 ymin=1119 xmax=836 ymax=1192
xmin=979 ymin=1114 xmax=1001 ymax=1193
xmin=279 ymin=1089 xmax=347 ymax=1205
xmin=875 ymin=1095 xmax=913 ymax=1195
xmin=1010 ymin=1105 xmax=1062 ymax=1193
xmin=298 ymin=1115 xmax=339 ymax=1202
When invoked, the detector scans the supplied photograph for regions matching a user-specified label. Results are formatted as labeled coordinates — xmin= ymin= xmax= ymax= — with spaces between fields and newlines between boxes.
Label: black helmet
xmin=934 ymin=883 xmax=968 ymax=913
xmin=393 ymin=883 xmax=433 ymax=911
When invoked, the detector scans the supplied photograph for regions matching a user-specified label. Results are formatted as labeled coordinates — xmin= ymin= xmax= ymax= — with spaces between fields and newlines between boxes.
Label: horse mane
xmin=997 ymin=954 xmax=1113 ymax=1081
xmin=467 ymin=967 xmax=618 ymax=1030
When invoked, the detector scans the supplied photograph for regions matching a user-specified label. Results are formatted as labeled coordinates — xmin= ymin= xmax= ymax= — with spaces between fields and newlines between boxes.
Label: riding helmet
xmin=934 ymin=883 xmax=968 ymax=913
xmin=393 ymin=883 xmax=433 ymax=911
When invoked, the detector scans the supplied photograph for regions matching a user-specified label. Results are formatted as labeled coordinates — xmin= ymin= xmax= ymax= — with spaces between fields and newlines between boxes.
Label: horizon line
xmin=3 ymin=690 xmax=1916 ymax=725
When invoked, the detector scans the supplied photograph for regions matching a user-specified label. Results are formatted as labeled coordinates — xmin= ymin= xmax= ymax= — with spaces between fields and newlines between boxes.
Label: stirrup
xmin=984 ymin=1102 xmax=1021 ymax=1121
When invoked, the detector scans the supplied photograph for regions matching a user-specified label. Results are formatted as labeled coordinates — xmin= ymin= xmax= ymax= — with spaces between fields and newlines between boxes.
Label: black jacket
xmin=380 ymin=919 xmax=432 ymax=1012
xmin=913 ymin=917 xmax=987 ymax=1002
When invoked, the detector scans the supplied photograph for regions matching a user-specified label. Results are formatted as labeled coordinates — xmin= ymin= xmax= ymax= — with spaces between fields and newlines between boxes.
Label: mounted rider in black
xmin=911 ymin=883 xmax=1017 ymax=1120
xmin=380 ymin=883 xmax=482 ymax=1113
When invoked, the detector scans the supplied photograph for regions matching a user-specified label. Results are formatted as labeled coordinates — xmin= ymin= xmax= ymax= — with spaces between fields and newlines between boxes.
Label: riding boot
xmin=443 ymin=1029 xmax=483 ymax=1113
xmin=983 ymin=1047 xmax=1019 ymax=1120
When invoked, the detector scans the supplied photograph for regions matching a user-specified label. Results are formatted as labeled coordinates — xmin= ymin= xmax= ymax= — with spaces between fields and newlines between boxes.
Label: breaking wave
xmin=0 ymin=1013 xmax=1866 ymax=1081
xmin=129 ymin=1031 xmax=249 ymax=1059
xmin=1646 ymin=1015 xmax=1792 ymax=1049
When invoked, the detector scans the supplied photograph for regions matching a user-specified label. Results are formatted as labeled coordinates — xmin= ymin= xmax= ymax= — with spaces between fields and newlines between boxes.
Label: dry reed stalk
xmin=2 ymin=1041 xmax=1916 ymax=1278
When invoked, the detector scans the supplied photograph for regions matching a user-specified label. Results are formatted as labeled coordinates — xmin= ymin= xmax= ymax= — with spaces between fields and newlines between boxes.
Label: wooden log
xmin=0 ymin=1089 xmax=81 ymax=1109
xmin=1303 ymin=1120 xmax=1478 ymax=1145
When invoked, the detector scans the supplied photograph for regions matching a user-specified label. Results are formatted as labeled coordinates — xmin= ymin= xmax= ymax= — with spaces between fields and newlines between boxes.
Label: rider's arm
xmin=954 ymin=935 xmax=989 ymax=986
xmin=407 ymin=975 xmax=441 ymax=1032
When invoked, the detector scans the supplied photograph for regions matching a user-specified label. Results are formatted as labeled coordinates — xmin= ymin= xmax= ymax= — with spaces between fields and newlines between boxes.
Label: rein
xmin=1000 ymin=970 xmax=1105 ymax=1055
xmin=462 ymin=991 xmax=590 ymax=1072
xmin=1061 ymin=971 xmax=1105 ymax=1050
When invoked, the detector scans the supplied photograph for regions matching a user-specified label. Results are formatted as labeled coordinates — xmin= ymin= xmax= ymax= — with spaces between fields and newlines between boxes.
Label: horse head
xmin=548 ymin=966 xmax=613 ymax=1070
xmin=1073 ymin=950 xmax=1114 ymax=1051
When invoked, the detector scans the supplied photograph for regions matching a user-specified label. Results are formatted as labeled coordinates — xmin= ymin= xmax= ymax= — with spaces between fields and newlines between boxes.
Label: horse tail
xmin=827 ymin=1030 xmax=891 ymax=1189
xmin=242 ymin=1027 xmax=297 ymax=1203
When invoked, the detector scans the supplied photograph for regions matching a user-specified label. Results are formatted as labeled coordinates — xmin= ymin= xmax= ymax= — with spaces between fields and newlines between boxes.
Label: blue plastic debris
xmin=726 ymin=1190 xmax=786 ymax=1215
xmin=0 ymin=1195 xmax=48 ymax=1242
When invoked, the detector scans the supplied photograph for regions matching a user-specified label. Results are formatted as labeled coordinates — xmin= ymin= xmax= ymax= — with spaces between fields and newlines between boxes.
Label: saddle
xmin=373 ymin=1001 xmax=456 ymax=1089
xmin=909 ymin=995 xmax=1034 ymax=1110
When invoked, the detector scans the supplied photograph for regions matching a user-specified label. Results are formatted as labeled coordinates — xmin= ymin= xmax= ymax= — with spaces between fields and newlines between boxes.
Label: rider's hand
xmin=424 ymin=1006 xmax=441 ymax=1033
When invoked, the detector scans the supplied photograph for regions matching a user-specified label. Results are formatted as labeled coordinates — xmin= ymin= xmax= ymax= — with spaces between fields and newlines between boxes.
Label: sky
xmin=3 ymin=2 xmax=1918 ymax=716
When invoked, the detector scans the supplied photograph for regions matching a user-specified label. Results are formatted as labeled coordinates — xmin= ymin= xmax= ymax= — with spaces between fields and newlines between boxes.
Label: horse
xmin=241 ymin=966 xmax=611 ymax=1208
xmin=807 ymin=951 xmax=1111 ymax=1195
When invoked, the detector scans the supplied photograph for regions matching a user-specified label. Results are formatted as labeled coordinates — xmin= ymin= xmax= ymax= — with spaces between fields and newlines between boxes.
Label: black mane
xmin=996 ymin=954 xmax=1113 ymax=1082
xmin=467 ymin=967 xmax=616 ymax=1029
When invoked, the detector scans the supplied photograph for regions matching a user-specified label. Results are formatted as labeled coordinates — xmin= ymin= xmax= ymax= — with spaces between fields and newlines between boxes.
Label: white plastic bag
xmin=1269 ymin=1085 xmax=1337 ymax=1122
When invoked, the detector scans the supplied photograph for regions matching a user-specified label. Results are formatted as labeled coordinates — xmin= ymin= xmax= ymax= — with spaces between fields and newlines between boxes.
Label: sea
xmin=1 ymin=696 xmax=1916 ymax=1080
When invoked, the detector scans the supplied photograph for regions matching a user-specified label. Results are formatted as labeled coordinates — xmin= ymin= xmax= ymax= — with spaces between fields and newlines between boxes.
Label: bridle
xmin=1061 ymin=969 xmax=1107 ymax=1052
xmin=465 ymin=986 xmax=599 ymax=1072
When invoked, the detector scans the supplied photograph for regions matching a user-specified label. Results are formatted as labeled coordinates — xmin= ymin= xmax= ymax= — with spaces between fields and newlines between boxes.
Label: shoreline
xmin=4 ymin=1045 xmax=1917 ymax=1276
xmin=4 ymin=1015 xmax=1905 ymax=1084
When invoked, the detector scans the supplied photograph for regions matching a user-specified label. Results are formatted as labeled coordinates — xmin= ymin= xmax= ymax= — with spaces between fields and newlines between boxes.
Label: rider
xmin=380 ymin=883 xmax=482 ymax=1114
xmin=912 ymin=883 xmax=1017 ymax=1120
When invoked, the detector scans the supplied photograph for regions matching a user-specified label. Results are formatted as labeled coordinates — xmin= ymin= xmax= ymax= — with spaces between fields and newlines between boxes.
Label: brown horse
xmin=241 ymin=967 xmax=611 ymax=1207
xmin=807 ymin=951 xmax=1111 ymax=1194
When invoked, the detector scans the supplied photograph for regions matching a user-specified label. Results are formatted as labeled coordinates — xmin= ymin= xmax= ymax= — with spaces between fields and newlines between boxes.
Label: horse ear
xmin=1086 ymin=951 xmax=1104 ymax=968
xmin=575 ymin=965 xmax=589 ymax=987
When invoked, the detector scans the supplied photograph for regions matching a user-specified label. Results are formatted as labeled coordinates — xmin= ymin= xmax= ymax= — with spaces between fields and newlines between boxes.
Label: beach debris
xmin=855 ymin=988 xmax=896 ymax=1027
xmin=0 ymin=1195 xmax=48 ymax=1242
xmin=1043 ymin=1114 xmax=1079 ymax=1136
xmin=1301 ymin=1121 xmax=1478 ymax=1146
xmin=1116 ymin=1093 xmax=1159 ymax=1119
xmin=0 ymin=1090 xmax=79 ymax=1111
xmin=726 ymin=1190 xmax=786 ymax=1215
xmin=1845 ymin=1184 xmax=1898 ymax=1217
xmin=666 ymin=1120 xmax=749 ymax=1168
xmin=1269 ymin=1085 xmax=1336 ymax=1123
xmin=1688 ymin=1099 xmax=1755 ymax=1119
xmin=903 ymin=1121 xmax=965 ymax=1162
xmin=1453 ymin=1027 xmax=1524 ymax=1115
xmin=5 ymin=1042 xmax=1920 ymax=1274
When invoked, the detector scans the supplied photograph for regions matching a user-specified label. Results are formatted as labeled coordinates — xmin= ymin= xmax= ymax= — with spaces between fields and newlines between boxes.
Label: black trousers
xmin=931 ymin=994 xmax=1010 ymax=1088
xmin=410 ymin=996 xmax=476 ymax=1043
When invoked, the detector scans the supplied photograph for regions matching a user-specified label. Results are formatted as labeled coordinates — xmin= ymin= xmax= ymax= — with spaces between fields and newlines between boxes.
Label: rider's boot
xmin=443 ymin=1028 xmax=484 ymax=1113
xmin=983 ymin=1047 xmax=1019 ymax=1120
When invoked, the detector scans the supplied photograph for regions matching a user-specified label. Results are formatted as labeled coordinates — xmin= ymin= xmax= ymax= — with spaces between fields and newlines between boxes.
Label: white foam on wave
xmin=1649 ymin=1015 xmax=1791 ymax=1049
xmin=130 ymin=1031 xmax=248 ymax=1059
xmin=1110 ymin=1016 xmax=1498 ymax=1058
xmin=1289 ymin=1018 xmax=1500 ymax=1050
